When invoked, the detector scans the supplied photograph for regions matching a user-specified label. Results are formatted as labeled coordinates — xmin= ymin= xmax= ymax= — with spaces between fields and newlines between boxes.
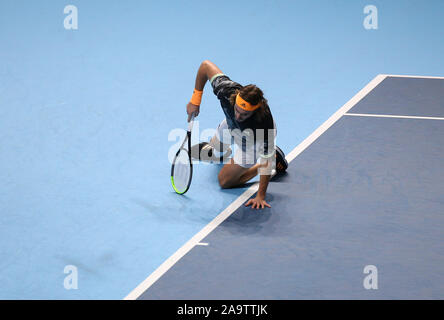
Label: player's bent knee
xmin=218 ymin=173 xmax=233 ymax=189
xmin=218 ymin=175 xmax=229 ymax=189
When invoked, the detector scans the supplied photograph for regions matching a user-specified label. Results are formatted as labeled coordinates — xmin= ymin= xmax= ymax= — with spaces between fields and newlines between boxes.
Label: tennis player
xmin=186 ymin=60 xmax=287 ymax=209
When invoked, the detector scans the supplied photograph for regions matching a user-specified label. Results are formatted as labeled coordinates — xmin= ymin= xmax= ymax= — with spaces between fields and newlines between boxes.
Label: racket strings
xmin=172 ymin=149 xmax=191 ymax=193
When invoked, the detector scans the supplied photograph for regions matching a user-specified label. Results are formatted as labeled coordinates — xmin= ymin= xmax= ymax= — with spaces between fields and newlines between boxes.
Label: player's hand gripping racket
xmin=171 ymin=114 xmax=195 ymax=194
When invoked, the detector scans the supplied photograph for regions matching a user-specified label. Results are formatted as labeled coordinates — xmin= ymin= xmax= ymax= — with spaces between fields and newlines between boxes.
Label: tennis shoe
xmin=191 ymin=142 xmax=232 ymax=163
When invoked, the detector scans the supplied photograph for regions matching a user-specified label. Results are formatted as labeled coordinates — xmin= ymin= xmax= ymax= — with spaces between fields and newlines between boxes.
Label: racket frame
xmin=171 ymin=116 xmax=195 ymax=194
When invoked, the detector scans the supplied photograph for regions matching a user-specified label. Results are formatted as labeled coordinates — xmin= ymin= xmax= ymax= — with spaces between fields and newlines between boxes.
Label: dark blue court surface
xmin=348 ymin=76 xmax=444 ymax=117
xmin=137 ymin=76 xmax=444 ymax=300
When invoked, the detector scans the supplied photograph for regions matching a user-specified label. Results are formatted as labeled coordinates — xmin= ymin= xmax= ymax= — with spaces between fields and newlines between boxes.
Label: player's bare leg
xmin=218 ymin=159 xmax=264 ymax=189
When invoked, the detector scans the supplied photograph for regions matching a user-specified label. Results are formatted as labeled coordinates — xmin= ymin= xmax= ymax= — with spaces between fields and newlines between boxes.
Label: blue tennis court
xmin=1 ymin=1 xmax=444 ymax=300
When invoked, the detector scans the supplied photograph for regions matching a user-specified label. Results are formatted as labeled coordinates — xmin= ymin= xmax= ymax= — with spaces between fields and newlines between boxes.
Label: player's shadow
xmin=180 ymin=158 xmax=294 ymax=236
xmin=271 ymin=170 xmax=290 ymax=182
xmin=217 ymin=170 xmax=293 ymax=237
xmin=218 ymin=192 xmax=294 ymax=237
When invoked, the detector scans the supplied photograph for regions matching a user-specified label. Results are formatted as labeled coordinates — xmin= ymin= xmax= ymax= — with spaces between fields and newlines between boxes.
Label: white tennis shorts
xmin=211 ymin=118 xmax=275 ymax=168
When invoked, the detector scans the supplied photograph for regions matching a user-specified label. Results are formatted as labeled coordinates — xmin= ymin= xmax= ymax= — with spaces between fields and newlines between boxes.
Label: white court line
xmin=197 ymin=242 xmax=209 ymax=246
xmin=345 ymin=113 xmax=444 ymax=121
xmin=124 ymin=73 xmax=394 ymax=300
xmin=381 ymin=74 xmax=444 ymax=80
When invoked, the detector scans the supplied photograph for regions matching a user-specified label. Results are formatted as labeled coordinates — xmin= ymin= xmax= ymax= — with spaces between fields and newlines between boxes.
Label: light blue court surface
xmin=1 ymin=1 xmax=444 ymax=299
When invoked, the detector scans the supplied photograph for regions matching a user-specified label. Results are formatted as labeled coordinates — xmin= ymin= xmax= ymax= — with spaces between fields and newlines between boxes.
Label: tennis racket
xmin=171 ymin=115 xmax=195 ymax=194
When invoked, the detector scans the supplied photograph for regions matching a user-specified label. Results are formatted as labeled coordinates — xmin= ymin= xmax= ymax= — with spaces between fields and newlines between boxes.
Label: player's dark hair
xmin=229 ymin=84 xmax=270 ymax=121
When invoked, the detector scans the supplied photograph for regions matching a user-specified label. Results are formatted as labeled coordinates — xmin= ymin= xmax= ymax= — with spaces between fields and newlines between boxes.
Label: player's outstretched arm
xmin=187 ymin=60 xmax=223 ymax=121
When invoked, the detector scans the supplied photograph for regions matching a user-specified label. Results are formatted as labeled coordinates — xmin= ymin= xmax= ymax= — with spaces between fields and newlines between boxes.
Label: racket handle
xmin=188 ymin=114 xmax=195 ymax=132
